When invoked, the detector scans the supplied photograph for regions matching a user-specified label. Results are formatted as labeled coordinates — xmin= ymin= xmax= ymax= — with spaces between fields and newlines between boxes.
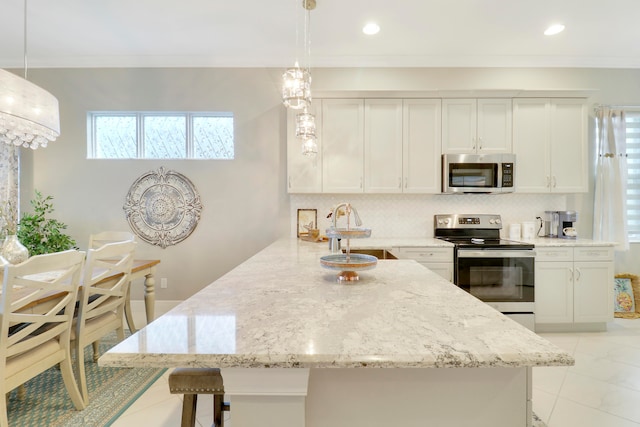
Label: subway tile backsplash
xmin=290 ymin=193 xmax=567 ymax=238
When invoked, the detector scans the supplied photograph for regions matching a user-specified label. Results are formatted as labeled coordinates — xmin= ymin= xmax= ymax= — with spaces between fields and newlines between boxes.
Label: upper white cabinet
xmin=364 ymin=98 xmax=442 ymax=194
xmin=513 ymin=98 xmax=587 ymax=193
xmin=322 ymin=99 xmax=365 ymax=193
xmin=286 ymin=100 xmax=323 ymax=193
xmin=442 ymin=98 xmax=512 ymax=154
xmin=403 ymin=99 xmax=442 ymax=193
xmin=364 ymin=99 xmax=403 ymax=193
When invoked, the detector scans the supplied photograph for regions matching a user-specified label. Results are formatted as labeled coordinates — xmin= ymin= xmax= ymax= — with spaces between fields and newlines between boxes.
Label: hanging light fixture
xmin=296 ymin=109 xmax=318 ymax=156
xmin=0 ymin=0 xmax=60 ymax=150
xmin=282 ymin=0 xmax=316 ymax=110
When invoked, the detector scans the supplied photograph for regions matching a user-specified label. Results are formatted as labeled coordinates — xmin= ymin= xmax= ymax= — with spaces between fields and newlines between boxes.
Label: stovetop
xmin=436 ymin=236 xmax=535 ymax=250
xmin=434 ymin=214 xmax=535 ymax=250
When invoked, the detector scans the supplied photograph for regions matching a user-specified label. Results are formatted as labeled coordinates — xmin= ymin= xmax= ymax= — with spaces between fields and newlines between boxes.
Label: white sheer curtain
xmin=593 ymin=107 xmax=629 ymax=250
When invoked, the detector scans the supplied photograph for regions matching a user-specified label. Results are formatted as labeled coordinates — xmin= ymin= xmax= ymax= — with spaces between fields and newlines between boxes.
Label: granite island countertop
xmin=101 ymin=238 xmax=573 ymax=370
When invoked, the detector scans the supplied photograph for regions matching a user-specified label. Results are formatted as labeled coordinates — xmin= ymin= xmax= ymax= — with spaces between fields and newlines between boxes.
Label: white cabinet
xmin=322 ymin=99 xmax=365 ymax=193
xmin=287 ymin=100 xmax=322 ymax=193
xmin=288 ymin=97 xmax=442 ymax=194
xmin=442 ymin=99 xmax=512 ymax=154
xmin=364 ymin=99 xmax=403 ymax=193
xmin=403 ymin=99 xmax=442 ymax=193
xmin=535 ymin=246 xmax=614 ymax=329
xmin=394 ymin=247 xmax=454 ymax=282
xmin=513 ymin=98 xmax=587 ymax=193
xmin=365 ymin=99 xmax=443 ymax=194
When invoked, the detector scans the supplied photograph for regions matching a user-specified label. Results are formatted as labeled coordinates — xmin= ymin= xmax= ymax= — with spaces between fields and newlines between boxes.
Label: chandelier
xmin=0 ymin=0 xmax=60 ymax=150
xmin=283 ymin=0 xmax=318 ymax=156
xmin=296 ymin=109 xmax=318 ymax=156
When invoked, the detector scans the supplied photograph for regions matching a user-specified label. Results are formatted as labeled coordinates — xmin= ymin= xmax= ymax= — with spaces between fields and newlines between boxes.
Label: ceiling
xmin=1 ymin=0 xmax=640 ymax=69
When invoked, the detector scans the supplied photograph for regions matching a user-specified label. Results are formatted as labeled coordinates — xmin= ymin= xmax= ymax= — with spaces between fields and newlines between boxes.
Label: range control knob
xmin=495 ymin=219 xmax=502 ymax=224
xmin=489 ymin=219 xmax=496 ymax=224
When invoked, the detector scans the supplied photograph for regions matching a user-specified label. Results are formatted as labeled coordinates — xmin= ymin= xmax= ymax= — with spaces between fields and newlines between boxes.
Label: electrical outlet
xmin=160 ymin=278 xmax=168 ymax=289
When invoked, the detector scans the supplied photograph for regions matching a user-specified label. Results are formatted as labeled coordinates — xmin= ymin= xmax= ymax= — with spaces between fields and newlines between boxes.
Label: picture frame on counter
xmin=297 ymin=209 xmax=317 ymax=237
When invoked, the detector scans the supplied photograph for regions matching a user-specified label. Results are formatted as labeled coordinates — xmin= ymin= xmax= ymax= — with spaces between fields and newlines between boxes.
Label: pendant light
xmin=0 ymin=0 xmax=60 ymax=150
xmin=296 ymin=109 xmax=318 ymax=156
xmin=282 ymin=0 xmax=316 ymax=110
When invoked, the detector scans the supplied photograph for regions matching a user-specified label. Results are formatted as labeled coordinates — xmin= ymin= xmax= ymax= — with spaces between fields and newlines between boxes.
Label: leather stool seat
xmin=168 ymin=368 xmax=230 ymax=427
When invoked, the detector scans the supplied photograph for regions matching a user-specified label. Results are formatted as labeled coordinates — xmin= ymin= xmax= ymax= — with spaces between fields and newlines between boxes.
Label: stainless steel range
xmin=434 ymin=214 xmax=536 ymax=330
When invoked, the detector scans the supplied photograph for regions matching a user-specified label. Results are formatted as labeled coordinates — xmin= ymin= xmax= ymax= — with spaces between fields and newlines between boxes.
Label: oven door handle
xmin=458 ymin=250 xmax=536 ymax=258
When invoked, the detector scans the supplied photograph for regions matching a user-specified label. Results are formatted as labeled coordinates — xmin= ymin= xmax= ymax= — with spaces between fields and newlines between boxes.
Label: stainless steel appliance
xmin=441 ymin=153 xmax=515 ymax=194
xmin=434 ymin=214 xmax=536 ymax=330
xmin=538 ymin=210 xmax=578 ymax=238
xmin=557 ymin=210 xmax=578 ymax=239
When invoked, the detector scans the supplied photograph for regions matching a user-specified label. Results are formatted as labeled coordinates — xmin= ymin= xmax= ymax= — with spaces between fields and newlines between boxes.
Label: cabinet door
xmin=573 ymin=261 xmax=614 ymax=323
xmin=476 ymin=99 xmax=512 ymax=153
xmin=535 ymin=261 xmax=574 ymax=323
xmin=364 ymin=99 xmax=403 ymax=193
xmin=550 ymin=99 xmax=588 ymax=193
xmin=442 ymin=99 xmax=477 ymax=154
xmin=403 ymin=99 xmax=442 ymax=193
xmin=420 ymin=262 xmax=453 ymax=282
xmin=512 ymin=99 xmax=551 ymax=193
xmin=322 ymin=99 xmax=364 ymax=193
xmin=287 ymin=101 xmax=322 ymax=193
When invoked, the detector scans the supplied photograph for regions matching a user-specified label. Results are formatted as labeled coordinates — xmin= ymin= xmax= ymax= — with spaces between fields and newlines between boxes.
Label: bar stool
xmin=168 ymin=368 xmax=230 ymax=427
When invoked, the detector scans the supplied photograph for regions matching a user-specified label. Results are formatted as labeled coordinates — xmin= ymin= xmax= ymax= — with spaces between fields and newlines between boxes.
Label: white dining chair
xmin=87 ymin=231 xmax=135 ymax=250
xmin=87 ymin=230 xmax=138 ymax=334
xmin=0 ymin=250 xmax=86 ymax=427
xmin=72 ymin=240 xmax=136 ymax=405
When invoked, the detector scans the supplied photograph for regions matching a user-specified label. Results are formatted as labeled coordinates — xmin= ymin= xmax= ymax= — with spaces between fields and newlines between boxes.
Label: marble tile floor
xmin=111 ymin=318 xmax=640 ymax=427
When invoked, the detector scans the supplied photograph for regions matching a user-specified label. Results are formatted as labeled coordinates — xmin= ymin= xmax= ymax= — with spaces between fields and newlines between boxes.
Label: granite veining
xmin=101 ymin=238 xmax=574 ymax=370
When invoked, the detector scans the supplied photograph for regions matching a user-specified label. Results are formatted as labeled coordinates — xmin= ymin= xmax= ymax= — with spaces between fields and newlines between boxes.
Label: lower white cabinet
xmin=394 ymin=247 xmax=453 ymax=282
xmin=535 ymin=246 xmax=614 ymax=328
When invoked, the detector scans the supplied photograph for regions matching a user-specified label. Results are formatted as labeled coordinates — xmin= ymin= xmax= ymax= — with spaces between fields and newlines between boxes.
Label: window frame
xmin=625 ymin=109 xmax=640 ymax=242
xmin=87 ymin=111 xmax=234 ymax=160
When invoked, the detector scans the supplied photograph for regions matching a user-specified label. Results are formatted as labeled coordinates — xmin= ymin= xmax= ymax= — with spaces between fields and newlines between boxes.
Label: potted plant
xmin=17 ymin=190 xmax=77 ymax=256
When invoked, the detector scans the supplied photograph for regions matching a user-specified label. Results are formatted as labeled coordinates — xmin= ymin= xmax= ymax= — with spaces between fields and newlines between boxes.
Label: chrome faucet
xmin=328 ymin=203 xmax=362 ymax=252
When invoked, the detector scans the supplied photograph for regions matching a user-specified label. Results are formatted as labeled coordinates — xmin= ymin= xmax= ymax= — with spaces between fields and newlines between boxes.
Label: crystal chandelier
xmin=283 ymin=0 xmax=319 ymax=156
xmin=296 ymin=109 xmax=318 ymax=156
xmin=0 ymin=0 xmax=60 ymax=150
xmin=282 ymin=0 xmax=316 ymax=110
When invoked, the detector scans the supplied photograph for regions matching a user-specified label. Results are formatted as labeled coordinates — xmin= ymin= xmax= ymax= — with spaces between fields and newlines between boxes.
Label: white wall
xmin=15 ymin=67 xmax=640 ymax=302
xmin=19 ymin=68 xmax=290 ymax=301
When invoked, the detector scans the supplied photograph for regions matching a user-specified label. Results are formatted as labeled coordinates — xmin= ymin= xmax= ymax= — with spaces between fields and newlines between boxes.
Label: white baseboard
xmin=128 ymin=300 xmax=182 ymax=330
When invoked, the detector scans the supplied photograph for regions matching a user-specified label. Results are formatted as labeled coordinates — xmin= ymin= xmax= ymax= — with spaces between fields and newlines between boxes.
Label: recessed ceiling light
xmin=544 ymin=24 xmax=565 ymax=36
xmin=363 ymin=22 xmax=380 ymax=35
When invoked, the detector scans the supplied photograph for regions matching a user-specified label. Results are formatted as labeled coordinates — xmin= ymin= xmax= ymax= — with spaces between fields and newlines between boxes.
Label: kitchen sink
xmin=342 ymin=248 xmax=398 ymax=260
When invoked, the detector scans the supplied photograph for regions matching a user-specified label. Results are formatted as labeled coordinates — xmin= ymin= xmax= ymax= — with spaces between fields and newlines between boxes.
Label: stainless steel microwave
xmin=442 ymin=153 xmax=515 ymax=194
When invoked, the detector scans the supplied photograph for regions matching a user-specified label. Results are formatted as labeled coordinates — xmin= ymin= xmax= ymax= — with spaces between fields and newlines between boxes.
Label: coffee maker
xmin=557 ymin=210 xmax=578 ymax=238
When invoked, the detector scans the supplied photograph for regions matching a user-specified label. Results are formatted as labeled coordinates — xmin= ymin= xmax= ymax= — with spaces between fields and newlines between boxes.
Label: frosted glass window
xmin=94 ymin=115 xmax=137 ymax=159
xmin=143 ymin=115 xmax=187 ymax=158
xmin=88 ymin=112 xmax=234 ymax=160
xmin=625 ymin=112 xmax=640 ymax=241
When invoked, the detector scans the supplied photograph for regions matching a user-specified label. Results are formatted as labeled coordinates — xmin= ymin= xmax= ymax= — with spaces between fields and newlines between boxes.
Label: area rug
xmin=7 ymin=332 xmax=165 ymax=427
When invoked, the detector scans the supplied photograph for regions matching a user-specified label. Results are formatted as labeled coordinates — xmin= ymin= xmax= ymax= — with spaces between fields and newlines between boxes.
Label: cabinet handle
xmin=398 ymin=177 xmax=402 ymax=189
xmin=288 ymin=176 xmax=291 ymax=189
xmin=404 ymin=177 xmax=408 ymax=188
xmin=478 ymin=137 xmax=483 ymax=150
xmin=575 ymin=268 xmax=581 ymax=282
xmin=472 ymin=137 xmax=476 ymax=150
xmin=546 ymin=176 xmax=551 ymax=188
xmin=552 ymin=176 xmax=557 ymax=188
xmin=569 ymin=268 xmax=574 ymax=281
xmin=360 ymin=177 xmax=363 ymax=189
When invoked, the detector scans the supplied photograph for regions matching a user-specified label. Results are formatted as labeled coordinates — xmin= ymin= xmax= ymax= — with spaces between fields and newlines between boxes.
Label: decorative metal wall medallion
xmin=123 ymin=167 xmax=203 ymax=248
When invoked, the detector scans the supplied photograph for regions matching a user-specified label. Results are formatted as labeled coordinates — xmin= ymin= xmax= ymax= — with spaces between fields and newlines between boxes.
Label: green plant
xmin=17 ymin=190 xmax=77 ymax=255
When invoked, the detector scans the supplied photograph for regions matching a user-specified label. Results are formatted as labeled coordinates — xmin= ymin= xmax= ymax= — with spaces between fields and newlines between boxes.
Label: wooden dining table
xmin=5 ymin=259 xmax=160 ymax=332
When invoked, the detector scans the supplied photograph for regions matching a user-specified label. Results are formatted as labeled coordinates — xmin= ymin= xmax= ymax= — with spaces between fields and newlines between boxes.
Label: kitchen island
xmin=101 ymin=238 xmax=573 ymax=427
